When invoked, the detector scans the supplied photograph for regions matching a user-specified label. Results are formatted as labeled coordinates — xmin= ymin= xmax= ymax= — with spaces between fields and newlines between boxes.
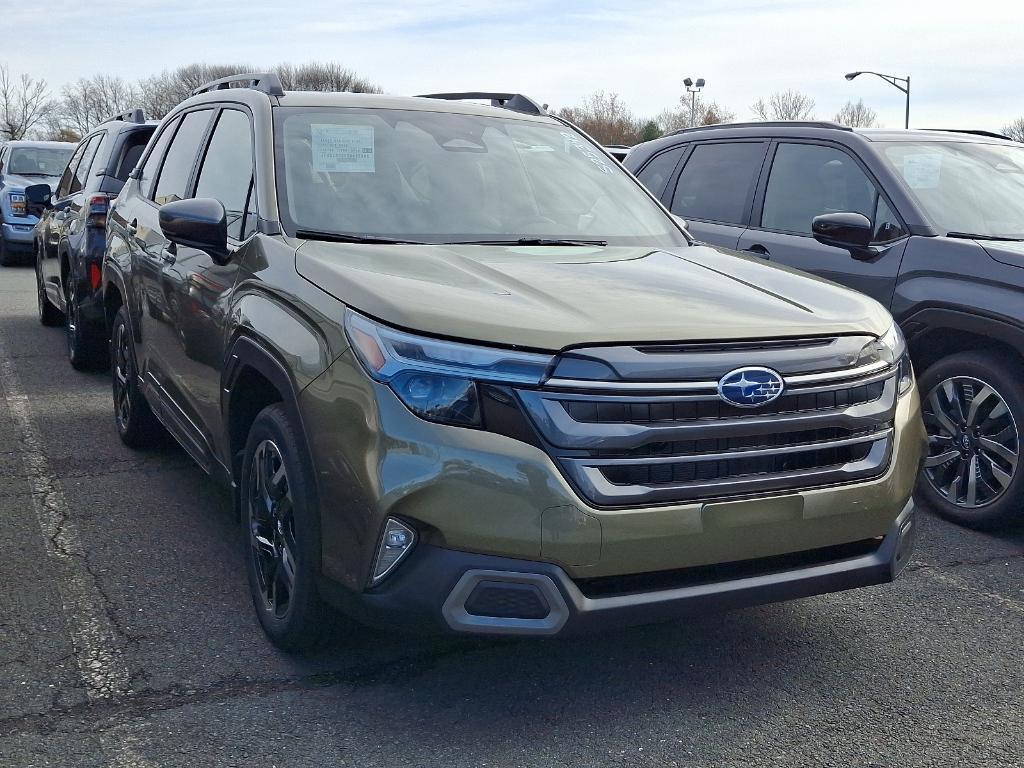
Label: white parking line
xmin=0 ymin=337 xmax=156 ymax=767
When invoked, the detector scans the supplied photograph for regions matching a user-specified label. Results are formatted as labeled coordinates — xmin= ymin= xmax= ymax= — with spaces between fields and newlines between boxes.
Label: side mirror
xmin=812 ymin=212 xmax=874 ymax=258
xmin=159 ymin=198 xmax=230 ymax=265
xmin=25 ymin=183 xmax=52 ymax=214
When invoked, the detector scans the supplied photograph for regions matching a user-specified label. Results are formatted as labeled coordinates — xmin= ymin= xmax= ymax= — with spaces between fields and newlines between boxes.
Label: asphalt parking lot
xmin=0 ymin=262 xmax=1022 ymax=768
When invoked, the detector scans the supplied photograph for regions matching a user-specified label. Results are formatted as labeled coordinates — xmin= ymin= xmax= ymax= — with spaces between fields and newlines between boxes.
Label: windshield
xmin=275 ymin=107 xmax=685 ymax=246
xmin=7 ymin=146 xmax=74 ymax=177
xmin=879 ymin=140 xmax=1024 ymax=238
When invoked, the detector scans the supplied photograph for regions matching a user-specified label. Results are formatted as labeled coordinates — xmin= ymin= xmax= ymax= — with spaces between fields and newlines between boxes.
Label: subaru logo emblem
xmin=718 ymin=367 xmax=785 ymax=408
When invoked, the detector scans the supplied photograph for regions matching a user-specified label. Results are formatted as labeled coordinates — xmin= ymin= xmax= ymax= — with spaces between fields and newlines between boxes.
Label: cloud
xmin=3 ymin=0 xmax=1023 ymax=130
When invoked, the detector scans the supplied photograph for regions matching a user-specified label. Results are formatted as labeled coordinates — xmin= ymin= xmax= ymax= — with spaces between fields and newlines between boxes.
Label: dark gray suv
xmin=627 ymin=122 xmax=1024 ymax=527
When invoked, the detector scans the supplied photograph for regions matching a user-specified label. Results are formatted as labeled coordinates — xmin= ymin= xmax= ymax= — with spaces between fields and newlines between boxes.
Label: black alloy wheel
xmin=919 ymin=351 xmax=1022 ymax=527
xmin=248 ymin=439 xmax=298 ymax=620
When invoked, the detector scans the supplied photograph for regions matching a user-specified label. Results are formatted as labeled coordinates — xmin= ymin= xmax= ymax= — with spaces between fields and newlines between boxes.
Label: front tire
xmin=242 ymin=403 xmax=331 ymax=652
xmin=918 ymin=351 xmax=1023 ymax=528
xmin=111 ymin=305 xmax=163 ymax=447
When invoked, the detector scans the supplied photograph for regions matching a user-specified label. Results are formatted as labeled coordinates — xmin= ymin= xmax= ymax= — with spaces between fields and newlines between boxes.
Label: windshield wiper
xmin=447 ymin=237 xmax=608 ymax=246
xmin=294 ymin=229 xmax=428 ymax=245
xmin=946 ymin=231 xmax=1024 ymax=242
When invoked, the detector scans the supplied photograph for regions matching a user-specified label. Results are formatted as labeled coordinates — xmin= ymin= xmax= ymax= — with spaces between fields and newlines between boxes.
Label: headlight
xmin=9 ymin=192 xmax=26 ymax=217
xmin=345 ymin=311 xmax=554 ymax=427
xmin=874 ymin=322 xmax=914 ymax=396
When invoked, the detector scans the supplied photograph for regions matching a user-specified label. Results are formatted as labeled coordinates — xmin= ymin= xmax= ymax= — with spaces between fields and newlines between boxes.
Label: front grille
xmin=516 ymin=337 xmax=899 ymax=508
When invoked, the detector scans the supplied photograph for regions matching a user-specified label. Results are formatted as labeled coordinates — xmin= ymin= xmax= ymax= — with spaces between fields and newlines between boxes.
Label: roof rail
xmin=192 ymin=72 xmax=285 ymax=98
xmin=102 ymin=108 xmax=146 ymax=125
xmin=924 ymin=128 xmax=1014 ymax=141
xmin=668 ymin=120 xmax=852 ymax=137
xmin=417 ymin=92 xmax=546 ymax=116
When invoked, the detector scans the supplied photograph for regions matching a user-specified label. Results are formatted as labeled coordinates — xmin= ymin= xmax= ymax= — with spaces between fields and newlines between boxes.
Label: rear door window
xmin=670 ymin=142 xmax=766 ymax=225
xmin=57 ymin=143 xmax=87 ymax=199
xmin=70 ymin=135 xmax=102 ymax=195
xmin=153 ymin=110 xmax=214 ymax=205
xmin=138 ymin=118 xmax=179 ymax=198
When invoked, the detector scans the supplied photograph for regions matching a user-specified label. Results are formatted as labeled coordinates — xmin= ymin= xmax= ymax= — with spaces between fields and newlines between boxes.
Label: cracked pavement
xmin=0 ymin=263 xmax=1022 ymax=767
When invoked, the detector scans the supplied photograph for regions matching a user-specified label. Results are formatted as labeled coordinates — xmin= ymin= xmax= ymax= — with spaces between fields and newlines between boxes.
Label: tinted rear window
xmin=670 ymin=142 xmax=765 ymax=225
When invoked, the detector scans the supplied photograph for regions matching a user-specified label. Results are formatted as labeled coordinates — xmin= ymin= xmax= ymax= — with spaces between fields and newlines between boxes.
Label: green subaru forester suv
xmin=102 ymin=74 xmax=925 ymax=650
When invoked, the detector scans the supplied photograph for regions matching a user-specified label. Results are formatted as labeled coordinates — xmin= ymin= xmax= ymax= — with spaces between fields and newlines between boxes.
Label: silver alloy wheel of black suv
xmin=922 ymin=376 xmax=1019 ymax=508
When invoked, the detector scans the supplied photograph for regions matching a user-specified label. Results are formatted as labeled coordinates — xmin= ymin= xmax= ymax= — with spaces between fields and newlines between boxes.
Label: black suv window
xmin=139 ymin=118 xmax=179 ymax=198
xmin=194 ymin=109 xmax=255 ymax=240
xmin=670 ymin=142 xmax=765 ymax=225
xmin=70 ymin=135 xmax=102 ymax=196
xmin=153 ymin=110 xmax=213 ymax=205
xmin=762 ymin=143 xmax=878 ymax=235
xmin=636 ymin=146 xmax=685 ymax=197
xmin=57 ymin=143 xmax=87 ymax=199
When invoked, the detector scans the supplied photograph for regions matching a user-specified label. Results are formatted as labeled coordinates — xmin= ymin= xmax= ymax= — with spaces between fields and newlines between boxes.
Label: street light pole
xmin=683 ymin=77 xmax=705 ymax=127
xmin=845 ymin=70 xmax=911 ymax=129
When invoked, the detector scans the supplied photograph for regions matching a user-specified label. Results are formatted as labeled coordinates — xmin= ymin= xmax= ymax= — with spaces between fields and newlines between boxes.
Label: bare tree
xmin=1002 ymin=117 xmax=1024 ymax=142
xmin=657 ymin=95 xmax=736 ymax=133
xmin=138 ymin=63 xmax=255 ymax=119
xmin=0 ymin=64 xmax=52 ymax=140
xmin=273 ymin=62 xmax=381 ymax=93
xmin=751 ymin=89 xmax=816 ymax=121
xmin=58 ymin=75 xmax=138 ymax=134
xmin=833 ymin=99 xmax=878 ymax=128
xmin=137 ymin=61 xmax=382 ymax=119
xmin=557 ymin=91 xmax=644 ymax=145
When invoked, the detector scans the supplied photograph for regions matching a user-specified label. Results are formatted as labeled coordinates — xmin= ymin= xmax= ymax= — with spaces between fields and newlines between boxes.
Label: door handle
xmin=743 ymin=244 xmax=771 ymax=259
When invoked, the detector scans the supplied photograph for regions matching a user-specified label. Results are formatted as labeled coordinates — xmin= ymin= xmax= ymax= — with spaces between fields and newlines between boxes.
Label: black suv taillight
xmin=87 ymin=194 xmax=112 ymax=229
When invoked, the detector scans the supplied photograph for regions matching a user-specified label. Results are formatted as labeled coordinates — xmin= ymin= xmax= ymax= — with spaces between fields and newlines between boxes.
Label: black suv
xmin=29 ymin=110 xmax=157 ymax=368
xmin=626 ymin=122 xmax=1024 ymax=527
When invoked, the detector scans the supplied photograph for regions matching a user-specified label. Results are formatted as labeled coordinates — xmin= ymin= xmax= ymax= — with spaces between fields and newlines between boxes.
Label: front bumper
xmin=1 ymin=221 xmax=36 ymax=250
xmin=325 ymin=498 xmax=916 ymax=637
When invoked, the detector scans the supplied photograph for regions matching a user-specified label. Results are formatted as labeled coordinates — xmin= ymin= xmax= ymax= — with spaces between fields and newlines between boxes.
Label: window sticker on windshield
xmin=311 ymin=124 xmax=375 ymax=173
xmin=903 ymin=153 xmax=942 ymax=189
xmin=560 ymin=131 xmax=613 ymax=174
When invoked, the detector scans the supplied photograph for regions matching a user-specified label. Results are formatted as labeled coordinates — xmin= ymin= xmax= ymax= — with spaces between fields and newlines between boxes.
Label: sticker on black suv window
xmin=311 ymin=124 xmax=375 ymax=173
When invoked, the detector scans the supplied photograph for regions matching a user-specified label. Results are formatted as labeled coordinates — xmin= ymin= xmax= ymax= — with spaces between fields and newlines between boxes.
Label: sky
xmin=2 ymin=0 xmax=1022 ymax=131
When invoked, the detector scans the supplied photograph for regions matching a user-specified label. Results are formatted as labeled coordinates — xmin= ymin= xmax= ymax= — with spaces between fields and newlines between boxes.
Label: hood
xmin=979 ymin=240 xmax=1024 ymax=270
xmin=2 ymin=173 xmax=60 ymax=194
xmin=295 ymin=242 xmax=892 ymax=351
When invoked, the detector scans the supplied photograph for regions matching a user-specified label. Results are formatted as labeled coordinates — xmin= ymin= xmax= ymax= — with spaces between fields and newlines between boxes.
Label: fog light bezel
xmin=369 ymin=517 xmax=417 ymax=587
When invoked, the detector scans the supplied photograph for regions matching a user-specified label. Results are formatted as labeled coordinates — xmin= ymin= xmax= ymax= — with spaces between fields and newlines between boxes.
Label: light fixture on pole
xmin=683 ymin=77 xmax=705 ymax=127
xmin=845 ymin=71 xmax=911 ymax=129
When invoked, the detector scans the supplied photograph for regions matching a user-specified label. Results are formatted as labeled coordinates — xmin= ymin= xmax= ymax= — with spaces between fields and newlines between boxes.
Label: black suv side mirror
xmin=159 ymin=198 xmax=230 ymax=265
xmin=25 ymin=183 xmax=52 ymax=215
xmin=812 ymin=212 xmax=876 ymax=260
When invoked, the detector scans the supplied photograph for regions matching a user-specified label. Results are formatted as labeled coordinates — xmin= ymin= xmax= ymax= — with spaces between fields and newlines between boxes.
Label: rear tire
xmin=66 ymin=275 xmax=107 ymax=370
xmin=36 ymin=249 xmax=64 ymax=327
xmin=918 ymin=350 xmax=1023 ymax=528
xmin=111 ymin=305 xmax=163 ymax=448
xmin=241 ymin=403 xmax=331 ymax=652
